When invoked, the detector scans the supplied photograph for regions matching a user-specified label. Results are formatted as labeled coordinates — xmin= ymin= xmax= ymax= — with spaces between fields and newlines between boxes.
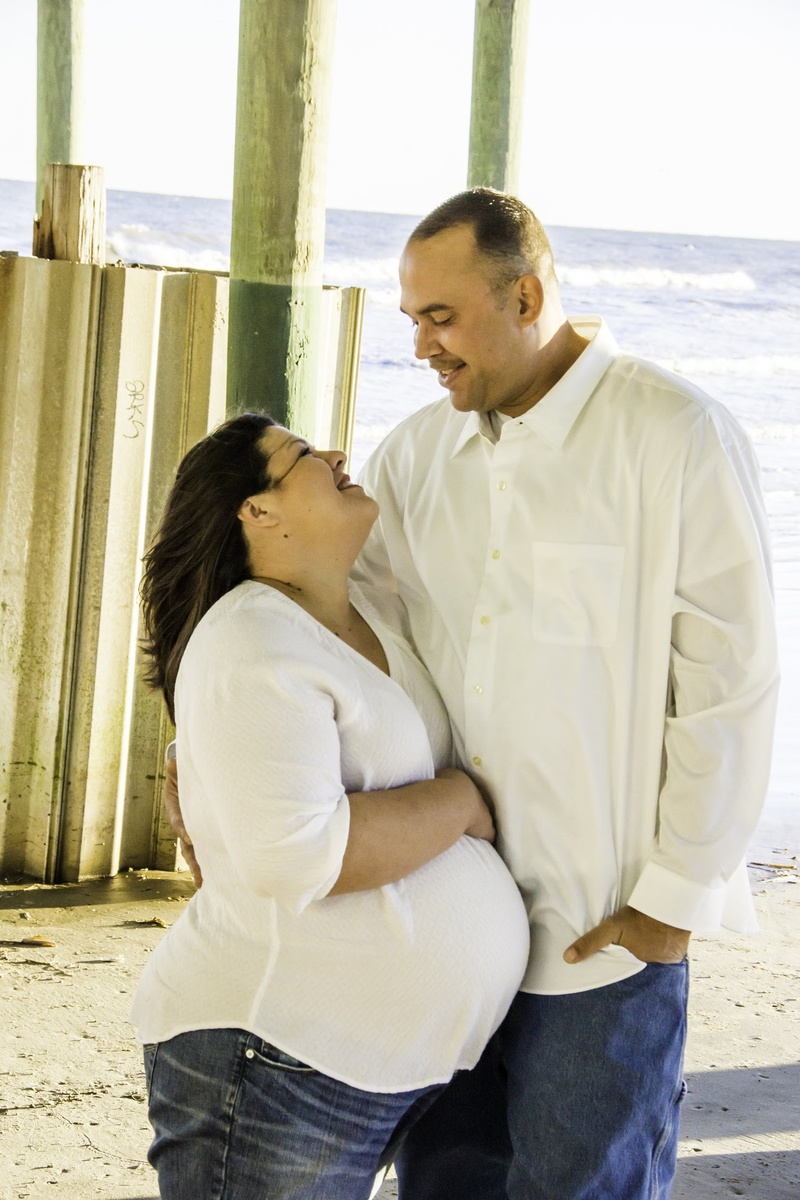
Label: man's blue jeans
xmin=395 ymin=961 xmax=689 ymax=1200
xmin=143 ymin=1028 xmax=442 ymax=1200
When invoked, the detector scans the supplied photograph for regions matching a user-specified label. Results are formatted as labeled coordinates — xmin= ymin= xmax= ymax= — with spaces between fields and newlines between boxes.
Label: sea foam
xmin=558 ymin=266 xmax=756 ymax=292
xmin=658 ymin=355 xmax=800 ymax=378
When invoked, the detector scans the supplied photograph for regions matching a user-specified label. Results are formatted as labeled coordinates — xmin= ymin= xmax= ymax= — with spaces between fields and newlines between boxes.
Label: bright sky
xmin=1 ymin=0 xmax=798 ymax=240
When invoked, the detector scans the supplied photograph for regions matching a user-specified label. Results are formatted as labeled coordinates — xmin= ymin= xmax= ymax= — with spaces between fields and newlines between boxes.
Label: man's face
xmin=399 ymin=224 xmax=539 ymax=415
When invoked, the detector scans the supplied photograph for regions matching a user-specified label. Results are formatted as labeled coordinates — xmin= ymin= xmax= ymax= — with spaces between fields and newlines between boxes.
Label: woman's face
xmin=246 ymin=426 xmax=378 ymax=543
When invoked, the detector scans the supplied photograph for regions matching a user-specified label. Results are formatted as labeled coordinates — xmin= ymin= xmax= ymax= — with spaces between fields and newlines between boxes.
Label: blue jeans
xmin=143 ymin=1028 xmax=442 ymax=1200
xmin=395 ymin=961 xmax=689 ymax=1200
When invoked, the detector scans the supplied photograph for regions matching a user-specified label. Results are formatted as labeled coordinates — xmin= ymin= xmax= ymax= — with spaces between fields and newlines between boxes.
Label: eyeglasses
xmin=268 ymin=440 xmax=313 ymax=488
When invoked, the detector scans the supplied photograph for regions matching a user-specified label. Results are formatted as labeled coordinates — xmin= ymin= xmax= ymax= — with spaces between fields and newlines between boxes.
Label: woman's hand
xmin=330 ymin=768 xmax=498 ymax=895
xmin=435 ymin=768 xmax=496 ymax=842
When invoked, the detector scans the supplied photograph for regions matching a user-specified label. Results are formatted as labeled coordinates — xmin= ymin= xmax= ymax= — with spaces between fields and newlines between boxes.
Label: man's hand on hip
xmin=563 ymin=905 xmax=690 ymax=965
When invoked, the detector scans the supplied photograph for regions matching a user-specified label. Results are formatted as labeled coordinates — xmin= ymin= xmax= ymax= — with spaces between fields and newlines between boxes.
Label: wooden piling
xmin=468 ymin=0 xmax=531 ymax=193
xmin=33 ymin=163 xmax=106 ymax=265
xmin=228 ymin=0 xmax=337 ymax=434
xmin=36 ymin=0 xmax=86 ymax=217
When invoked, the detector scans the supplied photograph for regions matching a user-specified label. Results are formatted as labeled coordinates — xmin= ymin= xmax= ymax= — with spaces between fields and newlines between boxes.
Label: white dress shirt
xmin=355 ymin=317 xmax=780 ymax=995
xmin=131 ymin=580 xmax=530 ymax=1090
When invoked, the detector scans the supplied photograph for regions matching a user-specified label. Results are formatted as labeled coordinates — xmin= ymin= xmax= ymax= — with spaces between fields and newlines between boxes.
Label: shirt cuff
xmin=627 ymin=861 xmax=731 ymax=933
xmin=252 ymin=795 xmax=352 ymax=918
xmin=165 ymin=741 xmax=176 ymax=764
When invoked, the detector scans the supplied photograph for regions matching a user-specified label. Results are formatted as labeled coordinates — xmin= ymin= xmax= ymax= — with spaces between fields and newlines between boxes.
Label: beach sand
xmin=1 ymin=852 xmax=798 ymax=1200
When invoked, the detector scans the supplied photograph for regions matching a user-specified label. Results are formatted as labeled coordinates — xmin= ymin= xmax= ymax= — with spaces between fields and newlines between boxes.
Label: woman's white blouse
xmin=130 ymin=580 xmax=529 ymax=1092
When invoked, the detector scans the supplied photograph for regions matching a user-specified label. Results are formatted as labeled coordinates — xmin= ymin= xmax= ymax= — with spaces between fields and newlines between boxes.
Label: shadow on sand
xmin=0 ymin=871 xmax=195 ymax=912
xmin=675 ymin=1150 xmax=800 ymax=1199
xmin=675 ymin=1061 xmax=799 ymax=1198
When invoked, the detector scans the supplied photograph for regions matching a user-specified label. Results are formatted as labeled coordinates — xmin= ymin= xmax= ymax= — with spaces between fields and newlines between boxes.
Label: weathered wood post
xmin=227 ymin=0 xmax=337 ymax=434
xmin=36 ymin=0 xmax=87 ymax=218
xmin=468 ymin=0 xmax=531 ymax=193
xmin=33 ymin=163 xmax=106 ymax=264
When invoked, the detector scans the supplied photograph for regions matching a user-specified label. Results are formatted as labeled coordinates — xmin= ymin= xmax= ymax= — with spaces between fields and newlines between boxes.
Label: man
xmin=349 ymin=188 xmax=779 ymax=1199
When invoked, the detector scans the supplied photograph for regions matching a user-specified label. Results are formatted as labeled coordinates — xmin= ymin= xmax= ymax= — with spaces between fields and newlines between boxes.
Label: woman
xmin=131 ymin=412 xmax=529 ymax=1200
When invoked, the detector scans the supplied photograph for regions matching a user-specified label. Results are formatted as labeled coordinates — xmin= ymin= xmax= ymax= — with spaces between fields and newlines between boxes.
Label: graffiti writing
xmin=122 ymin=379 xmax=145 ymax=439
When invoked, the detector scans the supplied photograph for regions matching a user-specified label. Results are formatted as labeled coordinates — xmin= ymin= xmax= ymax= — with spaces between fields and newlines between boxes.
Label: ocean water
xmin=2 ymin=179 xmax=797 ymax=837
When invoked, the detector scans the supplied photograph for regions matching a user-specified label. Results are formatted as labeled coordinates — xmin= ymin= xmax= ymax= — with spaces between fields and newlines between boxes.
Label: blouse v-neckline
xmin=245 ymin=578 xmax=395 ymax=681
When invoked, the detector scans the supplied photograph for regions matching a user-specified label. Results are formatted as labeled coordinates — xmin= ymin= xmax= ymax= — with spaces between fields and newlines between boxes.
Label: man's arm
xmin=567 ymin=420 xmax=779 ymax=964
xmin=163 ymin=759 xmax=203 ymax=888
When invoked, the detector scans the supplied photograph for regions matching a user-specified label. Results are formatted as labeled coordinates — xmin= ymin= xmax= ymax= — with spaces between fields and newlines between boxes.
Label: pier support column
xmin=228 ymin=0 xmax=337 ymax=434
xmin=36 ymin=0 xmax=87 ymax=218
xmin=33 ymin=163 xmax=105 ymax=264
xmin=468 ymin=0 xmax=531 ymax=194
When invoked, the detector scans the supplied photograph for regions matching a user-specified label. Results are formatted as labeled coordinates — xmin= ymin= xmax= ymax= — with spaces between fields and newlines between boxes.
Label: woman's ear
xmin=238 ymin=497 xmax=280 ymax=528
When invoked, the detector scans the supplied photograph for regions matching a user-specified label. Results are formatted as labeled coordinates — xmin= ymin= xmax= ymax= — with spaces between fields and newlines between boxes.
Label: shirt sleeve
xmin=180 ymin=642 xmax=351 ymax=917
xmin=627 ymin=418 xmax=780 ymax=931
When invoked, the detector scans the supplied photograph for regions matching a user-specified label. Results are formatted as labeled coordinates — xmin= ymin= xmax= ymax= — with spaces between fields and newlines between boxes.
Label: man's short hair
xmin=409 ymin=188 xmax=555 ymax=292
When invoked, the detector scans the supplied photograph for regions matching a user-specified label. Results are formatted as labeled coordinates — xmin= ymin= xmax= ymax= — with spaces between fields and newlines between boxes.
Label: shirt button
xmin=491 ymin=549 xmax=500 ymax=560
xmin=472 ymin=755 xmax=482 ymax=767
xmin=497 ymin=480 xmax=507 ymax=491
xmin=480 ymin=615 xmax=491 ymax=625
xmin=245 ymin=1049 xmax=255 ymax=1059
xmin=473 ymin=684 xmax=483 ymax=695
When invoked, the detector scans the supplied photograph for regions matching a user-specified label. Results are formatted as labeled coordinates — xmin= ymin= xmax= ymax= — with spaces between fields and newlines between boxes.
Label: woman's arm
xmin=165 ymin=761 xmax=493 ymax=898
xmin=329 ymin=768 xmax=494 ymax=895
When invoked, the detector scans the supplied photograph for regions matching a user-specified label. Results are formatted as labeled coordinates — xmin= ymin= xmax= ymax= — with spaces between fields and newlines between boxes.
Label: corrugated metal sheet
xmin=0 ymin=256 xmax=364 ymax=880
xmin=0 ymin=255 xmax=102 ymax=880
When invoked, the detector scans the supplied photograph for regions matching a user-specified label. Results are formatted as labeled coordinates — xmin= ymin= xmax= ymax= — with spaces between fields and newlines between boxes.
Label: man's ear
xmin=515 ymin=274 xmax=544 ymax=325
xmin=238 ymin=497 xmax=280 ymax=528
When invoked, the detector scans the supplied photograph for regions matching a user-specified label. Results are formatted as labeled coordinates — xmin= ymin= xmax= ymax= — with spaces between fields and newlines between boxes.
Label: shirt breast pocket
xmin=531 ymin=542 xmax=625 ymax=647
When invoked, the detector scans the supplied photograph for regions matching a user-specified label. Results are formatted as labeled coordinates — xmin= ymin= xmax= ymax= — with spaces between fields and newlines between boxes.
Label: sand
xmin=1 ymin=852 xmax=798 ymax=1200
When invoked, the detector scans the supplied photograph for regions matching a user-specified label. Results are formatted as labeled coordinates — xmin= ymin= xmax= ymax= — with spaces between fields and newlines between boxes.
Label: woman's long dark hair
xmin=140 ymin=411 xmax=277 ymax=721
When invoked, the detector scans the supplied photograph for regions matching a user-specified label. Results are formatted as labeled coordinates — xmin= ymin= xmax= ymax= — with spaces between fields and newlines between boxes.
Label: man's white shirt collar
xmin=450 ymin=316 xmax=618 ymax=457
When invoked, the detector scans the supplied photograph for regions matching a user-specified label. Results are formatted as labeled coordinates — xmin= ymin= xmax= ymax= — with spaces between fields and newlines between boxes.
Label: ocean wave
xmin=350 ymin=265 xmax=759 ymax=296
xmin=102 ymin=228 xmax=761 ymax=300
xmin=739 ymin=423 xmax=800 ymax=444
xmin=323 ymin=256 xmax=400 ymax=287
xmin=104 ymin=234 xmax=405 ymax=287
xmin=107 ymin=226 xmax=230 ymax=272
xmin=558 ymin=266 xmax=757 ymax=292
xmin=365 ymin=287 xmax=403 ymax=307
xmin=361 ymin=353 xmax=427 ymax=370
xmin=657 ymin=355 xmax=800 ymax=377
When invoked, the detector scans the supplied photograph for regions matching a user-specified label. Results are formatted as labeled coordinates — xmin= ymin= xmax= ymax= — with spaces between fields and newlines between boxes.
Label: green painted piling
xmin=228 ymin=0 xmax=337 ymax=433
xmin=36 ymin=0 xmax=86 ymax=217
xmin=468 ymin=0 xmax=531 ymax=193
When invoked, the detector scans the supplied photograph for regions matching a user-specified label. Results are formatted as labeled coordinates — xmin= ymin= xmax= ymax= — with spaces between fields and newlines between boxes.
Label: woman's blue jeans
xmin=395 ymin=961 xmax=689 ymax=1200
xmin=143 ymin=1028 xmax=442 ymax=1200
